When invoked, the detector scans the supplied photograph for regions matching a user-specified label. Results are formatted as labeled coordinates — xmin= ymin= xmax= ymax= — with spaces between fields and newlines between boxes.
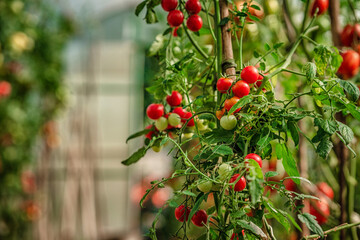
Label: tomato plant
xmin=127 ymin=0 xmax=360 ymax=239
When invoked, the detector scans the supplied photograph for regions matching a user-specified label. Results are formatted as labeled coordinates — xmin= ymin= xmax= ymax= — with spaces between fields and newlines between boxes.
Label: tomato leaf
xmin=298 ymin=213 xmax=324 ymax=237
xmin=316 ymin=136 xmax=333 ymax=159
xmin=277 ymin=144 xmax=300 ymax=184
xmin=338 ymin=79 xmax=360 ymax=102
xmin=213 ymin=145 xmax=233 ymax=155
xmin=314 ymin=118 xmax=337 ymax=134
xmin=121 ymin=147 xmax=147 ymax=166
xmin=235 ymin=220 xmax=267 ymax=239
xmin=337 ymin=121 xmax=354 ymax=144
xmin=264 ymin=201 xmax=291 ymax=231
xmin=135 ymin=1 xmax=147 ymax=16
xmin=265 ymin=171 xmax=279 ymax=178
xmin=287 ymin=121 xmax=299 ymax=146
xmin=248 ymin=178 xmax=263 ymax=205
xmin=345 ymin=103 xmax=360 ymax=121
xmin=126 ymin=128 xmax=152 ymax=143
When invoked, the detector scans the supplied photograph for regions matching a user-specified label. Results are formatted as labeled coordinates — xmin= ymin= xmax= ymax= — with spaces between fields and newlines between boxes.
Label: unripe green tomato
xmin=198 ymin=180 xmax=213 ymax=192
xmin=218 ymin=163 xmax=232 ymax=181
xmin=183 ymin=132 xmax=194 ymax=139
xmin=211 ymin=183 xmax=221 ymax=191
xmin=313 ymin=87 xmax=322 ymax=94
xmin=152 ymin=145 xmax=162 ymax=152
xmin=168 ymin=113 xmax=181 ymax=126
xmin=220 ymin=115 xmax=237 ymax=130
xmin=155 ymin=116 xmax=168 ymax=131
xmin=197 ymin=119 xmax=208 ymax=131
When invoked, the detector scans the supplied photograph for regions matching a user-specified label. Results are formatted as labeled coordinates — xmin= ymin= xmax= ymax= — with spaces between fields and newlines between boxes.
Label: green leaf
xmin=338 ymin=79 xmax=360 ymax=102
xmin=135 ymin=1 xmax=147 ymax=16
xmin=298 ymin=213 xmax=324 ymax=237
xmin=264 ymin=43 xmax=271 ymax=51
xmin=303 ymin=62 xmax=317 ymax=82
xmin=287 ymin=121 xmax=299 ymax=146
xmin=265 ymin=171 xmax=279 ymax=178
xmin=182 ymin=190 xmax=197 ymax=197
xmin=314 ymin=118 xmax=337 ymax=134
xmin=273 ymin=42 xmax=284 ymax=49
xmin=256 ymin=129 xmax=271 ymax=150
xmin=264 ymin=201 xmax=291 ymax=231
xmin=219 ymin=17 xmax=230 ymax=26
xmin=346 ymin=103 xmax=360 ymax=121
xmin=271 ymin=52 xmax=279 ymax=62
xmin=284 ymin=211 xmax=302 ymax=231
xmin=235 ymin=220 xmax=267 ymax=239
xmin=250 ymin=4 xmax=261 ymax=10
xmin=316 ymin=137 xmax=333 ymax=159
xmin=122 ymin=147 xmax=147 ymax=166
xmin=126 ymin=128 xmax=151 ymax=143
xmin=229 ymin=95 xmax=252 ymax=114
xmin=145 ymin=8 xmax=158 ymax=24
xmin=260 ymin=62 xmax=266 ymax=71
xmin=278 ymin=144 xmax=300 ymax=184
xmin=248 ymin=178 xmax=263 ymax=204
xmin=213 ymin=145 xmax=234 ymax=155
xmin=337 ymin=121 xmax=354 ymax=144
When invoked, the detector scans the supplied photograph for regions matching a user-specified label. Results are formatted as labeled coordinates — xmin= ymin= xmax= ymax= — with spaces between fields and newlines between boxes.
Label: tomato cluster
xmin=161 ymin=0 xmax=203 ymax=34
xmin=216 ymin=66 xmax=264 ymax=130
xmin=310 ymin=0 xmax=329 ymax=16
xmin=308 ymin=182 xmax=334 ymax=225
xmin=174 ymin=205 xmax=208 ymax=227
xmin=145 ymin=90 xmax=202 ymax=151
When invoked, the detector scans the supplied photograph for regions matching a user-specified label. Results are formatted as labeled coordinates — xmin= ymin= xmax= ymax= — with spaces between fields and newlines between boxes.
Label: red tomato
xmin=229 ymin=174 xmax=246 ymax=192
xmin=337 ymin=50 xmax=360 ymax=79
xmin=216 ymin=108 xmax=225 ymax=120
xmin=166 ymin=90 xmax=183 ymax=106
xmin=224 ymin=97 xmax=241 ymax=113
xmin=23 ymin=201 xmax=41 ymax=221
xmin=0 ymin=81 xmax=11 ymax=97
xmin=173 ymin=107 xmax=187 ymax=118
xmin=310 ymin=0 xmax=329 ymax=16
xmin=340 ymin=24 xmax=360 ymax=47
xmin=284 ymin=178 xmax=296 ymax=192
xmin=231 ymin=230 xmax=245 ymax=240
xmin=191 ymin=209 xmax=208 ymax=227
xmin=232 ymin=80 xmax=250 ymax=98
xmin=146 ymin=103 xmax=164 ymax=120
xmin=185 ymin=0 xmax=201 ymax=14
xmin=152 ymin=188 xmax=170 ymax=208
xmin=173 ymin=26 xmax=179 ymax=37
xmin=167 ymin=10 xmax=184 ymax=27
xmin=183 ymin=112 xmax=195 ymax=126
xmin=317 ymin=182 xmax=334 ymax=200
xmin=145 ymin=125 xmax=157 ymax=139
xmin=217 ymin=77 xmax=233 ymax=93
xmin=175 ymin=205 xmax=190 ymax=222
xmin=161 ymin=0 xmax=178 ymax=11
xmin=186 ymin=14 xmax=203 ymax=32
xmin=255 ymin=74 xmax=269 ymax=90
xmin=309 ymin=198 xmax=330 ymax=225
xmin=241 ymin=66 xmax=259 ymax=84
xmin=244 ymin=153 xmax=262 ymax=168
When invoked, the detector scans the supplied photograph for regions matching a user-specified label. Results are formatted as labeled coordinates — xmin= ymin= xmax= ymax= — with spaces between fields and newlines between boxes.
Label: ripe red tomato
xmin=173 ymin=107 xmax=187 ymax=118
xmin=145 ymin=125 xmax=157 ymax=139
xmin=317 ymin=182 xmax=334 ymax=199
xmin=146 ymin=103 xmax=164 ymax=120
xmin=185 ymin=0 xmax=201 ymax=14
xmin=231 ymin=230 xmax=245 ymax=240
xmin=0 ymin=81 xmax=12 ymax=97
xmin=183 ymin=111 xmax=195 ymax=126
xmin=244 ymin=153 xmax=262 ymax=168
xmin=175 ymin=205 xmax=190 ymax=222
xmin=340 ymin=24 xmax=360 ymax=47
xmin=217 ymin=77 xmax=233 ymax=93
xmin=191 ymin=209 xmax=208 ymax=227
xmin=167 ymin=10 xmax=184 ymax=27
xmin=309 ymin=198 xmax=330 ymax=225
xmin=186 ymin=14 xmax=203 ymax=32
xmin=166 ymin=90 xmax=183 ymax=106
xmin=284 ymin=178 xmax=296 ymax=192
xmin=224 ymin=97 xmax=241 ymax=113
xmin=232 ymin=80 xmax=250 ymax=98
xmin=173 ymin=26 xmax=179 ymax=37
xmin=310 ymin=0 xmax=329 ymax=16
xmin=241 ymin=66 xmax=259 ymax=84
xmin=21 ymin=171 xmax=36 ymax=194
xmin=229 ymin=174 xmax=246 ymax=192
xmin=337 ymin=50 xmax=360 ymax=79
xmin=216 ymin=108 xmax=225 ymax=120
xmin=161 ymin=0 xmax=178 ymax=11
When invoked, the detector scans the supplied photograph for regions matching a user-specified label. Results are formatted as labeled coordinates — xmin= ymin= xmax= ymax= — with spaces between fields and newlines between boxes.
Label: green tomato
xmin=151 ymin=145 xmax=162 ymax=152
xmin=197 ymin=119 xmax=208 ymax=131
xmin=198 ymin=180 xmax=213 ymax=193
xmin=220 ymin=115 xmax=237 ymax=130
xmin=218 ymin=163 xmax=232 ymax=181
xmin=155 ymin=116 xmax=168 ymax=131
xmin=168 ymin=113 xmax=181 ymax=126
